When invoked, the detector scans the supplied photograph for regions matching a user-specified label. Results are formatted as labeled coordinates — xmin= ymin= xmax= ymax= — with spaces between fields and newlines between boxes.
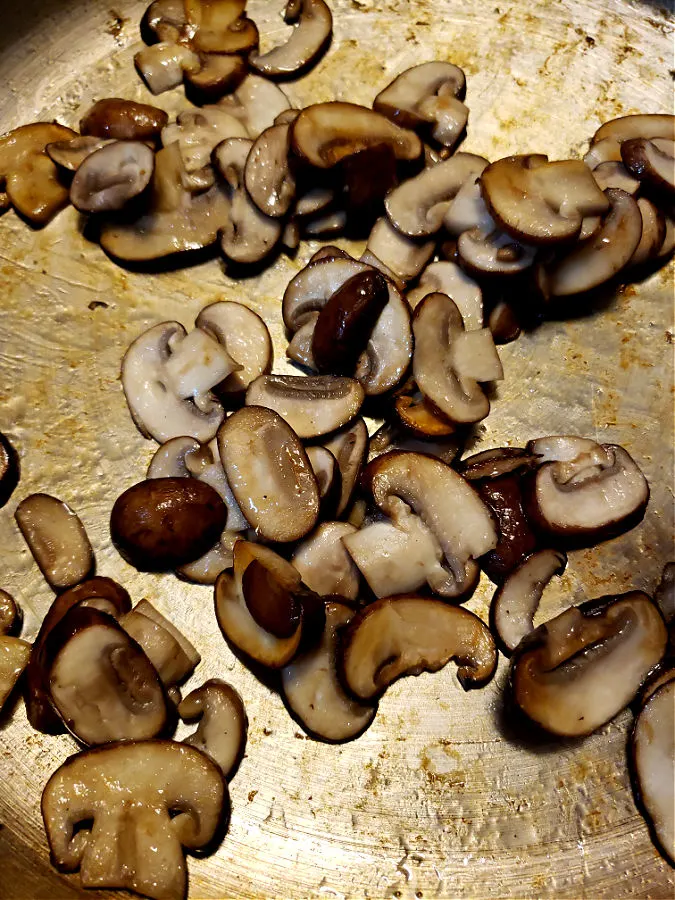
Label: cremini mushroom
xmin=292 ymin=522 xmax=360 ymax=600
xmin=406 ymin=261 xmax=483 ymax=328
xmin=621 ymin=137 xmax=675 ymax=198
xmin=184 ymin=53 xmax=247 ymax=99
xmin=442 ymin=172 xmax=495 ymax=236
xmin=591 ymin=113 xmax=675 ymax=157
xmin=367 ymin=422 xmax=462 ymax=466
xmin=459 ymin=446 xmax=538 ymax=481
xmin=591 ymin=160 xmax=640 ymax=194
xmin=191 ymin=9 xmax=258 ymax=55
xmin=42 ymin=740 xmax=227 ymax=900
xmin=393 ymin=379 xmax=455 ymax=438
xmin=135 ymin=41 xmax=202 ymax=94
xmin=162 ymin=106 xmax=248 ymax=174
xmin=143 ymin=0 xmax=191 ymax=43
xmin=322 ymin=418 xmax=369 ymax=517
xmin=244 ymin=122 xmax=296 ymax=217
xmin=630 ymin=198 xmax=666 ymax=267
xmin=510 ymin=591 xmax=667 ymax=737
xmin=306 ymin=446 xmax=341 ymax=517
xmin=217 ymin=74 xmax=293 ymax=138
xmin=46 ymin=136 xmax=114 ymax=172
xmin=363 ymin=216 xmax=434 ymax=283
xmin=0 ymin=431 xmax=19 ymax=508
xmin=654 ymin=562 xmax=674 ymax=625
xmin=250 ymin=0 xmax=332 ymax=78
xmin=120 ymin=600 xmax=200 ymax=688
xmin=0 ymin=590 xmax=30 ymax=713
xmin=70 ymin=141 xmax=155 ymax=213
xmin=339 ymin=595 xmax=497 ymax=702
xmin=179 ymin=679 xmax=248 ymax=778
xmin=457 ymin=226 xmax=538 ymax=277
xmin=80 ymin=98 xmax=168 ymax=141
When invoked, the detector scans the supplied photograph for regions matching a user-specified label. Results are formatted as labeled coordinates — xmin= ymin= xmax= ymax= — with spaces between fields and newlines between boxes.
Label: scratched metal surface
xmin=0 ymin=0 xmax=673 ymax=897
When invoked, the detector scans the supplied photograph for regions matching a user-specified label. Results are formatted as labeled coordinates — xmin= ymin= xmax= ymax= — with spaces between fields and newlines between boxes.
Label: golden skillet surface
xmin=0 ymin=0 xmax=673 ymax=896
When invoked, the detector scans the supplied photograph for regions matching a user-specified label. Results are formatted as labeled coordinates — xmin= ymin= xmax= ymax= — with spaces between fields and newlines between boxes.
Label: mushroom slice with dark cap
xmin=630 ymin=198 xmax=667 ymax=268
xmin=292 ymin=522 xmax=360 ymax=600
xmin=490 ymin=549 xmax=567 ymax=654
xmin=592 ymin=113 xmax=675 ymax=147
xmin=244 ymin=123 xmax=296 ymax=217
xmin=0 ymin=122 xmax=77 ymax=225
xmin=250 ymin=0 xmax=332 ymax=79
xmin=621 ymin=137 xmax=675 ymax=198
xmin=323 ymin=418 xmax=369 ymax=517
xmin=46 ymin=136 xmax=114 ymax=172
xmin=120 ymin=600 xmax=200 ymax=688
xmin=282 ymin=600 xmax=376 ymax=742
xmin=179 ymin=679 xmax=247 ymax=778
xmin=0 ymin=590 xmax=30 ymax=713
xmin=15 ymin=494 xmax=94 ymax=591
xmin=191 ymin=13 xmax=259 ymax=55
xmin=590 ymin=160 xmax=640 ymax=194
xmin=45 ymin=606 xmax=170 ymax=745
xmin=510 ymin=591 xmax=667 ymax=737
xmin=458 ymin=226 xmax=538 ymax=277
xmin=412 ymin=292 xmax=503 ymax=425
xmin=162 ymin=106 xmax=248 ymax=177
xmin=306 ymin=446 xmax=341 ymax=518
xmin=393 ymin=380 xmax=455 ymax=438
xmin=42 ymin=740 xmax=227 ymax=900
xmin=184 ymin=53 xmax=248 ymax=99
xmin=135 ymin=41 xmax=202 ymax=94
xmin=218 ymin=406 xmax=319 ymax=542
xmin=459 ymin=446 xmax=537 ymax=481
xmin=70 ymin=141 xmax=154 ymax=213
xmin=217 ymin=74 xmax=293 ymax=138
xmin=246 ymin=374 xmax=364 ymax=439
xmin=143 ymin=0 xmax=191 ymax=43
xmin=291 ymin=102 xmax=422 ymax=169
xmin=364 ymin=216 xmax=434 ymax=283
xmin=631 ymin=679 xmax=675 ymax=865
xmin=373 ymin=61 xmax=468 ymax=151
xmin=80 ymin=99 xmax=168 ymax=142
xmin=524 ymin=435 xmax=649 ymax=543
xmin=543 ymin=189 xmax=642 ymax=297
xmin=406 ymin=261 xmax=483 ymax=328
xmin=367 ymin=423 xmax=462 ymax=467
xmin=480 ymin=154 xmax=609 ymax=245
xmin=0 ymin=431 xmax=19 ymax=508
xmin=339 ymin=595 xmax=497 ymax=702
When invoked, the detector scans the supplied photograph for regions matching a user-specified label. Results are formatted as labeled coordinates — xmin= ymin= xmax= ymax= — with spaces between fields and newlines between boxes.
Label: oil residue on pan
xmin=0 ymin=0 xmax=673 ymax=897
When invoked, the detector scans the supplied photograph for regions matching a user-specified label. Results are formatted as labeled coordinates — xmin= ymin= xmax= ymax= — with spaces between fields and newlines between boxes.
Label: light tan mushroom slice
xmin=385 ymin=153 xmax=487 ymax=237
xmin=70 ymin=142 xmax=155 ymax=214
xmin=368 ymin=422 xmax=462 ymax=466
xmin=364 ymin=216 xmax=434 ymax=282
xmin=46 ymin=136 xmax=114 ymax=172
xmin=42 ymin=740 xmax=227 ymax=900
xmin=282 ymin=601 xmax=376 ymax=742
xmin=323 ymin=418 xmax=369 ymax=517
xmin=591 ymin=160 xmax=640 ymax=194
xmin=15 ymin=494 xmax=94 ymax=590
xmin=294 ymin=185 xmax=335 ymax=219
xmin=217 ymin=75 xmax=293 ymax=138
xmin=120 ymin=601 xmax=200 ymax=688
xmin=245 ymin=374 xmax=364 ymax=439
xmin=135 ymin=42 xmax=201 ymax=94
xmin=630 ymin=198 xmax=666 ymax=267
xmin=250 ymin=0 xmax=332 ymax=78
xmin=592 ymin=113 xmax=675 ymax=146
xmin=144 ymin=0 xmax=192 ymax=42
xmin=0 ymin=122 xmax=77 ymax=225
xmin=291 ymin=102 xmax=422 ymax=169
xmin=193 ymin=15 xmax=259 ymax=54
xmin=302 ymin=210 xmax=347 ymax=236
xmin=339 ymin=595 xmax=497 ymax=702
xmin=306 ymin=446 xmax=341 ymax=515
xmin=196 ymin=301 xmax=273 ymax=395
xmin=393 ymin=381 xmax=455 ymax=437
xmin=583 ymin=137 xmax=623 ymax=169
xmin=185 ymin=53 xmax=247 ymax=98
xmin=292 ymin=522 xmax=360 ymax=600
xmin=163 ymin=106 xmax=248 ymax=174
xmin=177 ymin=531 xmax=239 ymax=584
xmin=0 ymin=634 xmax=30 ymax=711
xmin=244 ymin=123 xmax=296 ymax=217
xmin=179 ymin=679 xmax=247 ymax=778
xmin=545 ymin=188 xmax=643 ymax=297
xmin=457 ymin=227 xmax=538 ymax=277
xmin=442 ymin=174 xmax=494 ymax=236
xmin=218 ymin=406 xmax=319 ymax=542
xmin=287 ymin=313 xmax=318 ymax=369
xmin=358 ymin=250 xmax=404 ymax=290
xmin=406 ymin=260 xmax=483 ymax=328
xmin=622 ymin=137 xmax=675 ymax=197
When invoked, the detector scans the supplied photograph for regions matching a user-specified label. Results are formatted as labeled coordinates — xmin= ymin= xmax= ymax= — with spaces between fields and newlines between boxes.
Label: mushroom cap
xmin=70 ymin=141 xmax=155 ymax=213
xmin=185 ymin=53 xmax=248 ymax=98
xmin=250 ymin=0 xmax=333 ymax=79
xmin=592 ymin=113 xmax=675 ymax=146
xmin=621 ymin=137 xmax=675 ymax=198
xmin=393 ymin=381 xmax=456 ymax=438
xmin=179 ymin=679 xmax=248 ymax=779
xmin=134 ymin=41 xmax=202 ymax=95
xmin=244 ymin=122 xmax=296 ymax=217
xmin=457 ymin=226 xmax=538 ymax=277
xmin=80 ymin=98 xmax=168 ymax=141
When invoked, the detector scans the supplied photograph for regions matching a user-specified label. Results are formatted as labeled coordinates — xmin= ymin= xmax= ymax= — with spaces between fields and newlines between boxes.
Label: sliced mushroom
xmin=355 ymin=279 xmax=412 ymax=396
xmin=184 ymin=53 xmax=247 ymax=99
xmin=144 ymin=0 xmax=191 ymax=42
xmin=442 ymin=173 xmax=495 ymax=236
xmin=244 ymin=122 xmax=295 ymax=217
xmin=393 ymin=380 xmax=455 ymax=437
xmin=592 ymin=113 xmax=675 ymax=147
xmin=621 ymin=137 xmax=675 ymax=198
xmin=45 ymin=605 xmax=170 ymax=745
xmin=217 ymin=74 xmax=293 ymax=138
xmin=490 ymin=549 xmax=567 ymax=654
xmin=302 ymin=208 xmax=347 ymax=236
xmin=179 ymin=680 xmax=247 ymax=778
xmin=360 ymin=451 xmax=498 ymax=597
xmin=184 ymin=0 xmax=246 ymax=33
xmin=525 ymin=436 xmax=649 ymax=543
xmin=196 ymin=301 xmax=273 ymax=397
xmin=120 ymin=600 xmax=200 ymax=687
xmin=631 ymin=680 xmax=675 ymax=865
xmin=162 ymin=106 xmax=248 ymax=174
xmin=0 ymin=431 xmax=19 ymax=508
xmin=591 ymin=160 xmax=640 ymax=194
xmin=0 ymin=589 xmax=21 ymax=636
xmin=358 ymin=249 xmax=404 ymax=289
xmin=458 ymin=227 xmax=538 ymax=277
xmin=459 ymin=446 xmax=537 ymax=481
xmin=135 ymin=41 xmax=201 ymax=95
xmin=364 ymin=216 xmax=435 ymax=283
xmin=583 ymin=136 xmax=623 ymax=170
xmin=246 ymin=374 xmax=364 ymax=439
xmin=292 ymin=522 xmax=359 ymax=600
xmin=122 ymin=320 xmax=237 ymax=442
xmin=657 ymin=213 xmax=675 ymax=259
xmin=413 ymin=292 xmax=502 ymax=425
xmin=487 ymin=299 xmax=521 ymax=344
xmin=213 ymin=138 xmax=283 ymax=263
xmin=42 ymin=740 xmax=227 ymax=900
xmin=306 ymin=446 xmax=341 ymax=517
xmin=294 ymin=185 xmax=336 ymax=219
xmin=69 ymin=141 xmax=154 ymax=213
xmin=510 ymin=591 xmax=667 ymax=737
xmin=250 ymin=0 xmax=332 ymax=78
xmin=630 ymin=197 xmax=666 ymax=267
xmin=0 ymin=122 xmax=77 ymax=225
xmin=368 ymin=421 xmax=462 ymax=465
xmin=192 ymin=14 xmax=259 ymax=54
xmin=215 ymin=540 xmax=304 ymax=666
xmin=282 ymin=600 xmax=375 ymax=742
xmin=46 ymin=136 xmax=114 ymax=172
xmin=322 ymin=418 xmax=368 ymax=517
xmin=287 ymin=313 xmax=318 ymax=369
xmin=0 ymin=631 xmax=30 ymax=713
xmin=177 ymin=531 xmax=239 ymax=584
xmin=80 ymin=99 xmax=168 ymax=142
xmin=373 ymin=61 xmax=468 ymax=150
xmin=15 ymin=494 xmax=94 ymax=590
xmin=406 ymin=261 xmax=483 ymax=329
xmin=654 ymin=562 xmax=675 ymax=625
xmin=218 ymin=406 xmax=319 ymax=542
xmin=291 ymin=102 xmax=422 ymax=169
xmin=639 ymin=662 xmax=675 ymax=707
xmin=339 ymin=595 xmax=497 ymax=701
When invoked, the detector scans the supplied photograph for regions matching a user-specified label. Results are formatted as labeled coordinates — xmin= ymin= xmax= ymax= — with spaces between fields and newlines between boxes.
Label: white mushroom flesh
xmin=179 ymin=680 xmax=247 ymax=779
xmin=292 ymin=521 xmax=360 ymax=600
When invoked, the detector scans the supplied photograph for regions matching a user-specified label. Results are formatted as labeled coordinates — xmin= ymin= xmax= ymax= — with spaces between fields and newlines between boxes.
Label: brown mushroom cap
xmin=592 ymin=113 xmax=675 ymax=146
xmin=70 ymin=141 xmax=155 ymax=213
xmin=185 ymin=53 xmax=248 ymax=99
xmin=510 ymin=591 xmax=667 ymax=737
xmin=80 ymin=98 xmax=168 ymax=141
xmin=0 ymin=431 xmax=19 ymax=508
xmin=339 ymin=595 xmax=497 ymax=701
xmin=179 ymin=679 xmax=248 ymax=779
xmin=250 ymin=0 xmax=333 ymax=78
xmin=621 ymin=137 xmax=675 ymax=198
xmin=393 ymin=381 xmax=455 ymax=437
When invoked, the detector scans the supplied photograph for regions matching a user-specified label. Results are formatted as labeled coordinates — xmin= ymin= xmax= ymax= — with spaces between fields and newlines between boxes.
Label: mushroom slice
xmin=631 ymin=680 xmax=675 ymax=865
xmin=525 ymin=437 xmax=649 ymax=543
xmin=442 ymin=174 xmax=494 ymax=236
xmin=217 ymin=75 xmax=292 ymax=138
xmin=657 ymin=213 xmax=675 ymax=259
xmin=488 ymin=299 xmax=521 ymax=344
xmin=385 ymin=153 xmax=487 ymax=238
xmin=244 ymin=123 xmax=296 ymax=217
xmin=291 ymin=102 xmax=422 ymax=169
xmin=70 ymin=141 xmax=155 ymax=213
xmin=45 ymin=606 xmax=170 ymax=745
xmin=459 ymin=447 xmax=535 ymax=481
xmin=15 ymin=494 xmax=94 ymax=590
xmin=215 ymin=540 xmax=304 ymax=666
xmin=621 ymin=137 xmax=675 ymax=198
xmin=339 ymin=595 xmax=497 ymax=701
xmin=246 ymin=374 xmax=364 ymax=439
xmin=364 ymin=216 xmax=434 ymax=283
xmin=135 ymin=41 xmax=201 ymax=94
xmin=544 ymin=188 xmax=643 ymax=296
xmin=283 ymin=257 xmax=363 ymax=330
xmin=413 ymin=292 xmax=502 ymax=425
xmin=195 ymin=301 xmax=272 ymax=398
xmin=46 ymin=136 xmax=114 ymax=172
xmin=0 ymin=431 xmax=19 ymax=508
xmin=213 ymin=138 xmax=282 ymax=263
xmin=120 ymin=600 xmax=200 ymax=688
xmin=474 ymin=472 xmax=538 ymax=585
xmin=250 ymin=0 xmax=332 ymax=78
xmin=0 ymin=589 xmax=21 ymax=636
xmin=177 ymin=531 xmax=239 ymax=584
xmin=294 ymin=186 xmax=336 ymax=219
xmin=179 ymin=680 xmax=247 ymax=778
xmin=80 ymin=99 xmax=168 ymax=142
xmin=218 ymin=406 xmax=319 ymax=542
xmin=0 ymin=632 xmax=30 ymax=712
xmin=42 ymin=740 xmax=227 ymax=900
xmin=373 ymin=61 xmax=468 ymax=150
xmin=591 ymin=160 xmax=640 ymax=194
xmin=458 ymin=227 xmax=538 ymax=277
xmin=184 ymin=53 xmax=247 ymax=99
xmin=303 ymin=209 xmax=347 ymax=236
xmin=323 ymin=418 xmax=368 ymax=517
xmin=306 ymin=446 xmax=341 ymax=517
xmin=358 ymin=249 xmax=404 ymax=289
xmin=282 ymin=600 xmax=375 ymax=742
xmin=292 ymin=522 xmax=360 ymax=600
xmin=510 ymin=591 xmax=667 ymax=737
xmin=393 ymin=380 xmax=455 ymax=437
xmin=583 ymin=137 xmax=623 ymax=170
xmin=406 ymin=261 xmax=483 ymax=329
xmin=144 ymin=0 xmax=191 ymax=42
xmin=654 ymin=562 xmax=675 ymax=625
xmin=287 ymin=313 xmax=318 ymax=369
xmin=368 ymin=422 xmax=462 ymax=466
xmin=361 ymin=451 xmax=498 ymax=597
xmin=355 ymin=278 xmax=412 ymax=396
xmin=592 ymin=113 xmax=675 ymax=147
xmin=490 ymin=549 xmax=567 ymax=654
xmin=162 ymin=106 xmax=248 ymax=174
xmin=192 ymin=15 xmax=259 ymax=54
xmin=630 ymin=198 xmax=666 ymax=267
xmin=0 ymin=122 xmax=77 ymax=225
